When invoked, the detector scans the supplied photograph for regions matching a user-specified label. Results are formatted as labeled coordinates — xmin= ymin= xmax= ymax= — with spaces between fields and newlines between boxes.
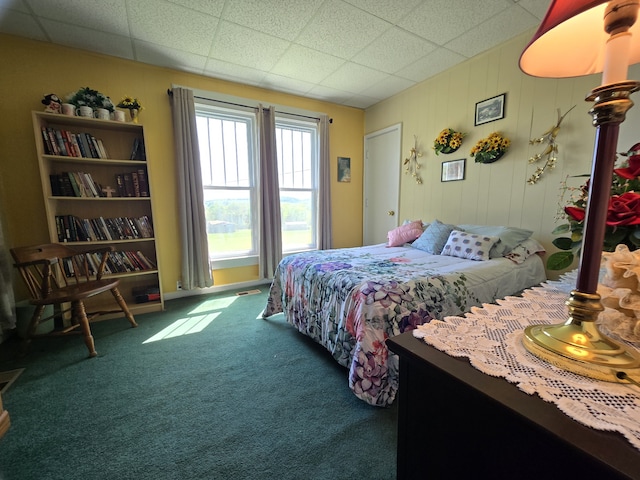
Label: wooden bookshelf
xmin=31 ymin=111 xmax=164 ymax=316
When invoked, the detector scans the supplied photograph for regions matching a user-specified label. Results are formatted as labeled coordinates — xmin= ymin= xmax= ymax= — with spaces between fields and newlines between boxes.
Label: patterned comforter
xmin=263 ymin=243 xmax=546 ymax=407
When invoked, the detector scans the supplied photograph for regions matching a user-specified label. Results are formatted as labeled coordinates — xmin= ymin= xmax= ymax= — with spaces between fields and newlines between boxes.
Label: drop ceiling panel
xmin=0 ymin=0 xmax=549 ymax=109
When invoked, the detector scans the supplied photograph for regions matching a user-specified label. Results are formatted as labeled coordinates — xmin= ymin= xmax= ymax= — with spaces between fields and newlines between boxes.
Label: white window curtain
xmin=318 ymin=114 xmax=332 ymax=250
xmin=257 ymin=105 xmax=282 ymax=279
xmin=169 ymin=87 xmax=213 ymax=289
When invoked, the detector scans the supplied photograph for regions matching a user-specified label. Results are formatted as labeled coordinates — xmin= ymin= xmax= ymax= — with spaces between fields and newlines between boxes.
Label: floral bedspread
xmin=263 ymin=243 xmax=545 ymax=407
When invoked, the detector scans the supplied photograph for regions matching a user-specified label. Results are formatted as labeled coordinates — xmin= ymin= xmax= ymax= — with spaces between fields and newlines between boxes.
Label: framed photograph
xmin=441 ymin=159 xmax=466 ymax=182
xmin=338 ymin=156 xmax=351 ymax=182
xmin=475 ymin=93 xmax=506 ymax=126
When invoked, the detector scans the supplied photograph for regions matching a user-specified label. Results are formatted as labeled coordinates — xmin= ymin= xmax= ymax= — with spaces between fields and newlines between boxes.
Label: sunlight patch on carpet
xmin=143 ymin=313 xmax=220 ymax=343
xmin=188 ymin=296 xmax=237 ymax=314
xmin=0 ymin=369 xmax=24 ymax=394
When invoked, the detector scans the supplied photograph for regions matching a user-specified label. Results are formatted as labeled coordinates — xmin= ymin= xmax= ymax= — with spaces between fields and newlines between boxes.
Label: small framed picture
xmin=441 ymin=159 xmax=466 ymax=182
xmin=338 ymin=156 xmax=351 ymax=182
xmin=475 ymin=93 xmax=506 ymax=126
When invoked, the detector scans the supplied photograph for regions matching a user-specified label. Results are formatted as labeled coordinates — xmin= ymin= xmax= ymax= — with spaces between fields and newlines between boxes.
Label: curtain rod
xmin=167 ymin=89 xmax=332 ymax=123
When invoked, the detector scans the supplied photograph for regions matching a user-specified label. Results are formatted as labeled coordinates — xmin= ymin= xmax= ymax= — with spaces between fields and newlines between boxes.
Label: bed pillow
xmin=412 ymin=219 xmax=456 ymax=254
xmin=456 ymin=224 xmax=533 ymax=258
xmin=387 ymin=221 xmax=423 ymax=247
xmin=504 ymin=238 xmax=546 ymax=264
xmin=441 ymin=230 xmax=500 ymax=261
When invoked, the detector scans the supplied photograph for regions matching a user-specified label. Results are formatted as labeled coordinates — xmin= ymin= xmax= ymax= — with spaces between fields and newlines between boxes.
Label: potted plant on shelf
xmin=117 ymin=96 xmax=143 ymax=123
xmin=67 ymin=87 xmax=114 ymax=112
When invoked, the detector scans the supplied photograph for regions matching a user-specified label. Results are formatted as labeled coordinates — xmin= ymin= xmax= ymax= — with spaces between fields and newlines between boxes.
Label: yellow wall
xmin=365 ymin=30 xmax=640 ymax=279
xmin=0 ymin=34 xmax=365 ymax=298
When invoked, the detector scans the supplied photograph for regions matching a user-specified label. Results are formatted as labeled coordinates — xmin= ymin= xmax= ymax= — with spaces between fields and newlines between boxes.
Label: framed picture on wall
xmin=475 ymin=93 xmax=506 ymax=126
xmin=338 ymin=156 xmax=351 ymax=182
xmin=441 ymin=159 xmax=465 ymax=182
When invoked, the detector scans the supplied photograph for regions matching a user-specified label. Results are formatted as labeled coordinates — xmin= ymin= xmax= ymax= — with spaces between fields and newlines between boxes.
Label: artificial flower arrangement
xmin=470 ymin=131 xmax=510 ymax=164
xmin=547 ymin=143 xmax=640 ymax=270
xmin=117 ymin=96 xmax=143 ymax=111
xmin=67 ymin=86 xmax=115 ymax=112
xmin=433 ymin=128 xmax=465 ymax=155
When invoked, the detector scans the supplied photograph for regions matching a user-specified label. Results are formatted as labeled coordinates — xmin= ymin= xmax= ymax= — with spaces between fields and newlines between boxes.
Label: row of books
xmin=55 ymin=215 xmax=154 ymax=242
xmin=61 ymin=250 xmax=156 ymax=278
xmin=49 ymin=169 xmax=149 ymax=198
xmin=41 ymin=127 xmax=109 ymax=159
xmin=115 ymin=170 xmax=149 ymax=197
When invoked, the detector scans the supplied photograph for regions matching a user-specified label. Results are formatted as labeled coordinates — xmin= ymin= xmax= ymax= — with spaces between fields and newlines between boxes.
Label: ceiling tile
xmin=128 ymin=0 xmax=219 ymax=55
xmin=271 ymin=44 xmax=345 ymax=84
xmin=259 ymin=72 xmax=316 ymax=95
xmin=517 ymin=0 xmax=550 ymax=20
xmin=296 ymin=0 xmax=391 ymax=59
xmin=342 ymin=0 xmax=422 ymax=24
xmin=166 ymin=0 xmax=225 ymax=17
xmin=0 ymin=7 xmax=48 ymax=40
xmin=26 ymin=0 xmax=129 ymax=35
xmin=360 ymin=74 xmax=415 ymax=99
xmin=342 ymin=93 xmax=382 ymax=109
xmin=1 ymin=0 xmax=29 ymax=13
xmin=352 ymin=26 xmax=436 ymax=74
xmin=210 ymin=21 xmax=290 ymax=71
xmin=306 ymin=84 xmax=355 ymax=104
xmin=204 ymin=58 xmax=268 ymax=86
xmin=134 ymin=39 xmax=207 ymax=74
xmin=396 ymin=47 xmax=467 ymax=82
xmin=320 ymin=61 xmax=389 ymax=93
xmin=445 ymin=5 xmax=539 ymax=58
xmin=221 ymin=0 xmax=324 ymax=41
xmin=40 ymin=18 xmax=134 ymax=60
xmin=397 ymin=0 xmax=512 ymax=45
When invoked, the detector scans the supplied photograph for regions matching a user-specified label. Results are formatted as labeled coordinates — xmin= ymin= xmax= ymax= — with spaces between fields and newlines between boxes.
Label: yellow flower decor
xmin=470 ymin=131 xmax=510 ymax=164
xmin=433 ymin=128 xmax=465 ymax=155
xmin=117 ymin=96 xmax=143 ymax=111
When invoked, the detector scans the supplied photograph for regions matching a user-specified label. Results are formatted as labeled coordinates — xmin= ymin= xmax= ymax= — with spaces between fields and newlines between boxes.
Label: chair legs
xmin=72 ymin=300 xmax=97 ymax=358
xmin=110 ymin=287 xmax=138 ymax=328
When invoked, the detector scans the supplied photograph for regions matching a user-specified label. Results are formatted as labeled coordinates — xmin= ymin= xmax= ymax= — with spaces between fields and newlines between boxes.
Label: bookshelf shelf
xmin=32 ymin=111 xmax=164 ymax=316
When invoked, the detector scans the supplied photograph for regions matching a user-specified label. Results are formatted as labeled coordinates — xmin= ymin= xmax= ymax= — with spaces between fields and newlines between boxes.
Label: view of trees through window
xmin=197 ymin=107 xmax=317 ymax=260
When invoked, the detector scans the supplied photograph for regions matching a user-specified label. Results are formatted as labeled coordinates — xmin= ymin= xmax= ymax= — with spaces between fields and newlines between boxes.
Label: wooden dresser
xmin=387 ymin=331 xmax=640 ymax=480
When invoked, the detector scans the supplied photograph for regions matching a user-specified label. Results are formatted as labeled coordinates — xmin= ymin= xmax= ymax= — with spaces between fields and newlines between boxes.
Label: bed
xmin=262 ymin=220 xmax=547 ymax=407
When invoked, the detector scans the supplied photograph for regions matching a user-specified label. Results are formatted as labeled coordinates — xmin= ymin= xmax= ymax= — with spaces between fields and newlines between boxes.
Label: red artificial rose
xmin=614 ymin=155 xmax=640 ymax=179
xmin=565 ymin=206 xmax=586 ymax=222
xmin=565 ymin=191 xmax=640 ymax=226
xmin=607 ymin=192 xmax=640 ymax=226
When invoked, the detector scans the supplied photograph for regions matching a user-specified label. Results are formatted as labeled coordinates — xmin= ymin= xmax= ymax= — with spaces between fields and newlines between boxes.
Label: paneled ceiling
xmin=0 ymin=0 xmax=550 ymax=109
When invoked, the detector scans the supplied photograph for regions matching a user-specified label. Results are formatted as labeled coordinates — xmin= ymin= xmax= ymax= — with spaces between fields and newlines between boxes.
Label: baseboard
xmin=163 ymin=279 xmax=272 ymax=301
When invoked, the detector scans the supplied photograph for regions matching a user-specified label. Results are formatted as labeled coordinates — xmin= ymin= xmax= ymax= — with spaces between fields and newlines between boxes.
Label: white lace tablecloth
xmin=413 ymin=275 xmax=640 ymax=451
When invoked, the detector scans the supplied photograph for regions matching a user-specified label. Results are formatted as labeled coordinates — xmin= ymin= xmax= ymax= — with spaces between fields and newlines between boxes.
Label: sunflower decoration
xmin=433 ymin=128 xmax=465 ymax=155
xmin=471 ymin=131 xmax=510 ymax=164
xmin=117 ymin=96 xmax=143 ymax=111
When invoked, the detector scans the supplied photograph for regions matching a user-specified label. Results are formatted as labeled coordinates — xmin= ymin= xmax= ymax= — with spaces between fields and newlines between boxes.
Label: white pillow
xmin=504 ymin=238 xmax=546 ymax=264
xmin=441 ymin=230 xmax=499 ymax=261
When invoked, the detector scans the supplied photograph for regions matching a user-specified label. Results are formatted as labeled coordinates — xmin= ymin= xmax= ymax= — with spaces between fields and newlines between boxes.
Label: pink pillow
xmin=387 ymin=221 xmax=423 ymax=247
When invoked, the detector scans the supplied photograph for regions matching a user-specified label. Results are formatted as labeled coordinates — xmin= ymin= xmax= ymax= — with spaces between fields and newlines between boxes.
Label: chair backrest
xmin=10 ymin=243 xmax=102 ymax=301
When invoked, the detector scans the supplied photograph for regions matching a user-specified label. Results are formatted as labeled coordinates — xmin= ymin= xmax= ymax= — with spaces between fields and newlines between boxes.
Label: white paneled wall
xmin=365 ymin=29 xmax=640 ymax=279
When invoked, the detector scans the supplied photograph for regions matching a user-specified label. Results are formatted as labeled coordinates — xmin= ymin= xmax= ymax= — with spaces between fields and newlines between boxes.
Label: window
xmin=276 ymin=119 xmax=318 ymax=253
xmin=196 ymin=108 xmax=258 ymax=260
xmin=196 ymin=104 xmax=319 ymax=264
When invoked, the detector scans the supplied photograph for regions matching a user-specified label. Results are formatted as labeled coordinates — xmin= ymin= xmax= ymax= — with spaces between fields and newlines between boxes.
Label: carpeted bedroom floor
xmin=0 ymin=288 xmax=398 ymax=480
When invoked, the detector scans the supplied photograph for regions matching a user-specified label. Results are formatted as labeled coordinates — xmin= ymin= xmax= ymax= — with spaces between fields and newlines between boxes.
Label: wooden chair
xmin=11 ymin=243 xmax=137 ymax=357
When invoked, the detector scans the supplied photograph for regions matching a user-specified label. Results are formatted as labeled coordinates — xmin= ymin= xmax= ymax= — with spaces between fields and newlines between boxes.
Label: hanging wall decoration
xmin=433 ymin=128 xmax=465 ymax=155
xmin=470 ymin=131 xmax=510 ymax=164
xmin=403 ymin=135 xmax=423 ymax=184
xmin=526 ymin=105 xmax=576 ymax=185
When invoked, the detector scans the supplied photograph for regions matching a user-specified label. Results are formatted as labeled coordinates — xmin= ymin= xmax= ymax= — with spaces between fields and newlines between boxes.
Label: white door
xmin=363 ymin=123 xmax=401 ymax=245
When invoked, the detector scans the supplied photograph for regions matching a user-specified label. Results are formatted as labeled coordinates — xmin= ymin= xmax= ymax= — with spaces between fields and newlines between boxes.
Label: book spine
xmin=137 ymin=168 xmax=149 ymax=197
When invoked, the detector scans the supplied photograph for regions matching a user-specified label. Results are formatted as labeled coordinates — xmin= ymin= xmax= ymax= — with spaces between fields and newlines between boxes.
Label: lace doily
xmin=413 ymin=279 xmax=640 ymax=451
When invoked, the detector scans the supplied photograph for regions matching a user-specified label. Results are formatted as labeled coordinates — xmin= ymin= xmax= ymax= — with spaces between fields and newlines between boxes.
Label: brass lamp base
xmin=523 ymin=290 xmax=640 ymax=384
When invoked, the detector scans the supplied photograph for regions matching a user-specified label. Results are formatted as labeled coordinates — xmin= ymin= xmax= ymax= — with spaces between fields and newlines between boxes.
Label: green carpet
xmin=0 ymin=289 xmax=397 ymax=480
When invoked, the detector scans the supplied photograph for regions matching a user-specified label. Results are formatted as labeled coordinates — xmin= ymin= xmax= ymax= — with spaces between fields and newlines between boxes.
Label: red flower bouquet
xmin=548 ymin=144 xmax=640 ymax=270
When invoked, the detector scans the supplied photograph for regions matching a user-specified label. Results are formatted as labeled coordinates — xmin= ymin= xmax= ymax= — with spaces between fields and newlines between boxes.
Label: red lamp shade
xmin=520 ymin=0 xmax=640 ymax=78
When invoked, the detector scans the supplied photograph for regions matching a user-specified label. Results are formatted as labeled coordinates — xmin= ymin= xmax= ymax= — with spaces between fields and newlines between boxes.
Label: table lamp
xmin=519 ymin=0 xmax=640 ymax=383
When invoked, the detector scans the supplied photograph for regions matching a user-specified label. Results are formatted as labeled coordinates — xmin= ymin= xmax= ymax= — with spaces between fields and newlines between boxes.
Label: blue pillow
xmin=412 ymin=219 xmax=456 ymax=254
